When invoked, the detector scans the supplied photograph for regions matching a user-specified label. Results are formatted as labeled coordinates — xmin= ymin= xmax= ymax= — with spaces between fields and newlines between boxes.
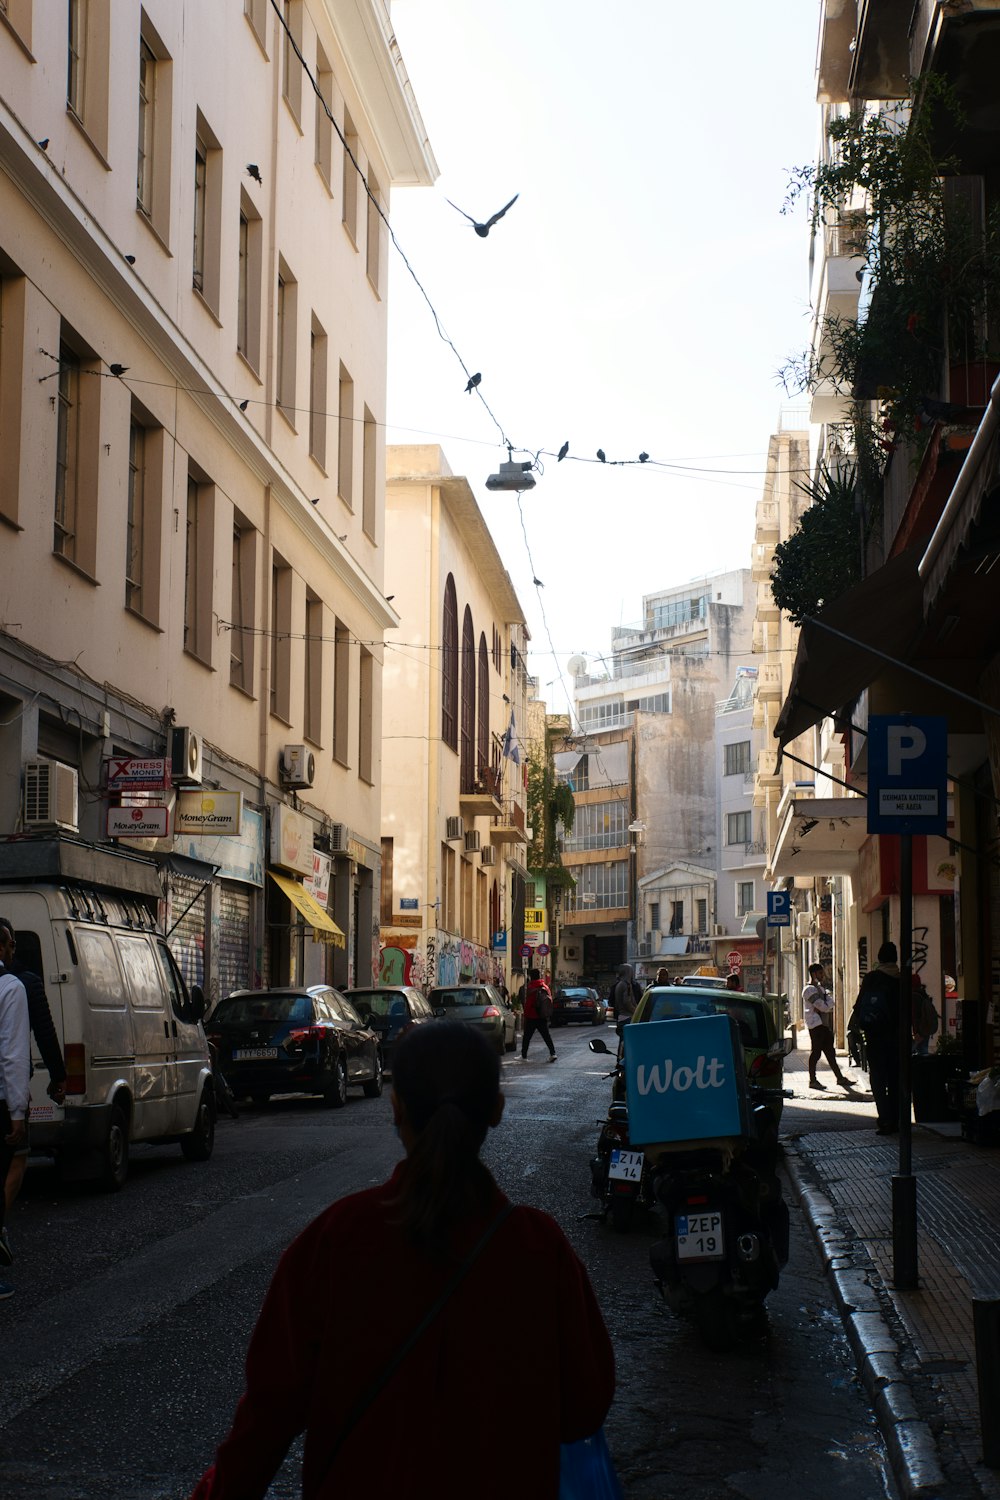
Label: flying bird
xmin=37 ymin=137 xmax=49 ymax=151
xmin=446 ymin=193 xmax=519 ymax=238
xmin=465 ymin=372 xmax=482 ymax=394
xmin=557 ymin=441 xmax=569 ymax=462
xmin=246 ymin=164 xmax=263 ymax=185
xmin=596 ymin=449 xmax=606 ymax=463
xmin=109 ymin=363 xmax=129 ymax=378
xmin=639 ymin=452 xmax=649 ymax=463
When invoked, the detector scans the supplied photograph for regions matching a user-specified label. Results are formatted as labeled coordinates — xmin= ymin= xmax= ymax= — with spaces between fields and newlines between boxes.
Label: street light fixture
xmin=486 ymin=458 xmax=536 ymax=492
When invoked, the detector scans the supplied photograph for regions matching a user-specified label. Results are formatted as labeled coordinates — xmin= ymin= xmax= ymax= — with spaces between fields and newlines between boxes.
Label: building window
xmin=185 ymin=473 xmax=215 ymax=664
xmin=342 ymin=109 xmax=358 ymax=243
xmin=230 ymin=516 xmax=257 ymax=694
xmin=669 ymin=901 xmax=684 ymax=935
xmin=726 ymin=810 xmax=752 ymax=846
xmin=192 ymin=134 xmax=207 ymax=291
xmin=724 ymin=740 xmax=751 ymax=776
xmin=269 ymin=556 xmax=292 ymax=720
xmin=244 ymin=0 xmax=266 ymax=44
xmin=565 ymin=860 xmax=628 ymax=912
xmin=736 ymin=881 xmax=754 ymax=917
xmin=696 ymin=898 xmax=708 ymax=933
xmin=237 ymin=193 xmax=262 ymax=370
xmin=492 ymin=625 xmax=502 ymax=673
xmin=281 ymin=0 xmax=302 ymax=121
xmin=441 ymin=842 xmax=456 ymax=932
xmin=192 ymin=112 xmax=222 ymax=310
xmin=649 ymin=902 xmax=660 ymax=932
xmin=337 ymin=364 xmax=353 ymax=504
xmin=380 ymin=838 xmax=393 ymax=923
xmin=1 ymin=0 xmax=32 ymax=49
xmin=651 ymin=594 xmax=707 ymax=630
xmin=136 ymin=37 xmax=155 ymax=216
xmin=276 ymin=260 xmax=298 ymax=419
xmin=333 ymin=618 xmax=350 ymax=764
xmin=358 ymin=646 xmax=373 ymax=783
xmin=362 ymin=406 xmax=377 ymax=538
xmin=67 ymin=0 xmax=85 ymax=116
xmin=477 ymin=635 xmax=489 ymax=779
xmin=460 ymin=607 xmax=475 ymax=792
xmin=304 ymin=593 xmax=323 ymax=745
xmin=442 ymin=574 xmax=458 ymax=750
xmin=126 ymin=419 xmax=146 ymax=613
xmin=578 ymin=699 xmax=626 ymax=731
xmin=315 ymin=44 xmax=333 ymax=187
xmin=54 ymin=343 xmax=80 ymax=562
xmin=0 ymin=274 xmax=27 ymax=529
xmin=309 ymin=316 xmax=328 ymax=467
xmin=366 ymin=167 xmax=381 ymax=293
xmin=563 ymin=800 xmax=628 ymax=853
xmin=66 ymin=0 xmax=110 ymax=154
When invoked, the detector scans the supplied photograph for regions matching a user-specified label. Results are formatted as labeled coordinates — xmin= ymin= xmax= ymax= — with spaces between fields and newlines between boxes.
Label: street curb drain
xmin=785 ymin=1148 xmax=947 ymax=1499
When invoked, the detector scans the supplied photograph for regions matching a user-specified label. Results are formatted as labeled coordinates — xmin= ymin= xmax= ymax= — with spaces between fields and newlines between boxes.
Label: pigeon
xmin=446 ymin=194 xmax=519 ymax=238
xmin=557 ymin=441 xmax=569 ymax=461
xmin=596 ymin=449 xmax=606 ymax=463
xmin=639 ymin=452 xmax=649 ymax=463
xmin=109 ymin=363 xmax=129 ymax=377
xmin=532 ymin=577 xmax=544 ymax=588
xmin=465 ymin=372 xmax=482 ymax=394
xmin=239 ymin=399 xmax=249 ymax=412
xmin=37 ymin=137 xmax=49 ymax=151
xmin=246 ymin=163 xmax=263 ymax=185
xmin=310 ymin=497 xmax=320 ymax=506
xmin=124 ymin=255 xmax=136 ymax=265
xmin=385 ymin=595 xmax=395 ymax=603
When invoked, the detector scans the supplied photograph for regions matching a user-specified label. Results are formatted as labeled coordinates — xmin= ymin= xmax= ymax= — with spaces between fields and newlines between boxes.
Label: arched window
xmin=441 ymin=574 xmax=458 ymax=749
xmin=477 ymin=634 xmax=490 ymax=782
xmin=460 ymin=606 xmax=475 ymax=790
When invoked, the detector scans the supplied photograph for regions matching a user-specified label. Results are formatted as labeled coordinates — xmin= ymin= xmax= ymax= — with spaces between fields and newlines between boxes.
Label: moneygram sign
xmin=174 ymin=790 xmax=243 ymax=835
xmin=623 ymin=1014 xmax=748 ymax=1146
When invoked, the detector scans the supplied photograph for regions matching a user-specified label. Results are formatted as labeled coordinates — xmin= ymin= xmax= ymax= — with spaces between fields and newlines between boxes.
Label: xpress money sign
xmin=623 ymin=1014 xmax=748 ymax=1145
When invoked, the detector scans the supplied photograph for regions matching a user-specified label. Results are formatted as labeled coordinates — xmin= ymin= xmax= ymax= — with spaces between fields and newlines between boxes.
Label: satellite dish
xmin=567 ymin=655 xmax=587 ymax=678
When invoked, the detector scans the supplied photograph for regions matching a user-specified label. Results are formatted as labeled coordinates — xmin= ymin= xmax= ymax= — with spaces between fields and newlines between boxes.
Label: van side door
xmin=153 ymin=940 xmax=208 ymax=1131
xmin=115 ymin=934 xmax=176 ymax=1136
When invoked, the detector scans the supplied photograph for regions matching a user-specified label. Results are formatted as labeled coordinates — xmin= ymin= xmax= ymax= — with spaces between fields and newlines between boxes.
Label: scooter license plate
xmin=608 ymin=1149 xmax=644 ymax=1182
xmin=675 ymin=1211 xmax=724 ymax=1261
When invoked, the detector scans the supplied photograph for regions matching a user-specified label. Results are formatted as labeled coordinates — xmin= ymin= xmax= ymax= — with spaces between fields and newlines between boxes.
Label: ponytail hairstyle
xmin=390 ymin=1021 xmax=501 ymax=1252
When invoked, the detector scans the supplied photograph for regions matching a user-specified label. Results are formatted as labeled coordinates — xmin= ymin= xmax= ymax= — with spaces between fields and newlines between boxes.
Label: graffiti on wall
xmin=377 ymin=935 xmax=501 ymax=991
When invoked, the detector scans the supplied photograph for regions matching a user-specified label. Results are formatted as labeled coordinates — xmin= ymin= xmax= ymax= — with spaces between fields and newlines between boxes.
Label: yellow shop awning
xmin=269 ymin=871 xmax=346 ymax=949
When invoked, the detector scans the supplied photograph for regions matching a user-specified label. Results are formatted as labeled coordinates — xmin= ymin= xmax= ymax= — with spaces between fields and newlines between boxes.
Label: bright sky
xmin=385 ymin=0 xmax=821 ymax=714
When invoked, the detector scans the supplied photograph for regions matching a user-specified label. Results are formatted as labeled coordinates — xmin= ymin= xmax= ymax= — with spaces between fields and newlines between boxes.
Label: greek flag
xmin=501 ymin=709 xmax=520 ymax=765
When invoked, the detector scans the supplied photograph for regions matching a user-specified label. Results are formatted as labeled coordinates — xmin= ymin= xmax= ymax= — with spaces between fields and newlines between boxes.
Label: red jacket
xmin=190 ymin=1165 xmax=614 ymax=1500
xmin=523 ymin=978 xmax=552 ymax=1020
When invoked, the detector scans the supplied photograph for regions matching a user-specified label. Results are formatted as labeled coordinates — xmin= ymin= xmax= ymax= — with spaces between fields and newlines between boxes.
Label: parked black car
xmin=551 ymin=985 xmax=607 ymax=1026
xmin=342 ymin=985 xmax=437 ymax=1066
xmin=208 ymin=986 xmax=383 ymax=1107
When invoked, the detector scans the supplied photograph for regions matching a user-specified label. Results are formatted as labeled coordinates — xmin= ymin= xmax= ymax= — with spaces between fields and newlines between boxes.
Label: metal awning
xmin=554 ymin=751 xmax=583 ymax=779
xmin=770 ymin=796 xmax=868 ymax=877
xmin=268 ymin=871 xmax=346 ymax=948
xmin=775 ymin=546 xmax=926 ymax=752
xmin=920 ymin=401 xmax=1000 ymax=610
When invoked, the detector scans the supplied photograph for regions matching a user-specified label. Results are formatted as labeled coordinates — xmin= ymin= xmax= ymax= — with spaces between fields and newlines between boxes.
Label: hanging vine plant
xmin=769 ymin=462 xmax=860 ymax=625
xmin=526 ymin=755 xmax=576 ymax=892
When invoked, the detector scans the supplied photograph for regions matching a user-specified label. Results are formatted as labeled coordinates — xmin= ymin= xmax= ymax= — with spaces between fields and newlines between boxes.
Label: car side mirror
xmin=188 ymin=984 xmax=207 ymax=1023
xmin=589 ymin=1037 xmax=611 ymax=1055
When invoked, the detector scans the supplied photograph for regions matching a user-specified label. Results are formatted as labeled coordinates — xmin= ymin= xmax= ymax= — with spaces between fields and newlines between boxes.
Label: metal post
xmin=974 ymin=1299 xmax=1000 ymax=1468
xmin=893 ymin=831 xmax=918 ymax=1288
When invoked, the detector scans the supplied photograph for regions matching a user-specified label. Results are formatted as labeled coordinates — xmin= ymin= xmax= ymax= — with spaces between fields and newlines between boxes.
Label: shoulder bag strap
xmin=322 ymin=1201 xmax=516 ymax=1475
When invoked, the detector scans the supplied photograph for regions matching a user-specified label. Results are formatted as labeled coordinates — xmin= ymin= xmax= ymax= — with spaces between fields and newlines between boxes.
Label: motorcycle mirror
xmin=589 ymin=1037 xmax=612 ymax=1055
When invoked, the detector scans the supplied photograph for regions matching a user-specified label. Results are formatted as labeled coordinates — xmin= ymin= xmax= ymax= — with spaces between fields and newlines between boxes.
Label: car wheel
xmin=100 ymin=1101 xmax=130 ymax=1192
xmin=362 ymin=1051 xmax=384 ymax=1098
xmin=181 ymin=1090 xmax=216 ymax=1161
xmin=322 ymin=1054 xmax=348 ymax=1109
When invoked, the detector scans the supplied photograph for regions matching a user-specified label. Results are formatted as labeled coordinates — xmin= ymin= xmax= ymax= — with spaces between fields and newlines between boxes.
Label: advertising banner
xmin=623 ymin=1015 xmax=747 ymax=1146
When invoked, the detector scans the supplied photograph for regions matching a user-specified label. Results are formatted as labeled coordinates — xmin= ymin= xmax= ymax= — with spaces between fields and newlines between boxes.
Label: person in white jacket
xmin=802 ymin=962 xmax=855 ymax=1093
xmin=0 ymin=961 xmax=29 ymax=1298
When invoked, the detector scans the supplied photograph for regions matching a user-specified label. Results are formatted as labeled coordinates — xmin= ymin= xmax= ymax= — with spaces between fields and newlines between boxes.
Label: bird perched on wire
xmin=465 ymin=372 xmax=482 ymax=394
xmin=446 ymin=194 xmax=519 ymax=238
xmin=109 ymin=363 xmax=129 ymax=378
xmin=557 ymin=441 xmax=569 ymax=461
xmin=246 ymin=164 xmax=263 ymax=185
xmin=532 ymin=578 xmax=544 ymax=588
xmin=639 ymin=452 xmax=649 ymax=463
xmin=239 ymin=399 xmax=249 ymax=412
xmin=596 ymin=449 xmax=606 ymax=463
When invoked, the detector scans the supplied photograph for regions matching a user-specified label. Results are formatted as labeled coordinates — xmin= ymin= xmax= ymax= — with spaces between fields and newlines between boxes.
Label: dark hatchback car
xmin=342 ymin=985 xmax=437 ymax=1067
xmin=208 ymin=986 xmax=383 ymax=1107
xmin=551 ymin=985 xmax=607 ymax=1027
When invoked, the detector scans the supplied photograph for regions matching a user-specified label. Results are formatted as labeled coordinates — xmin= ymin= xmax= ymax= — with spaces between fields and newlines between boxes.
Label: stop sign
xmin=726 ymin=950 xmax=743 ymax=971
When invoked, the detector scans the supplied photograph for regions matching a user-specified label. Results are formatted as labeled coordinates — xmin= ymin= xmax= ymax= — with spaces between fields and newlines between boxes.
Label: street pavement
xmin=781 ymin=1039 xmax=1000 ymax=1499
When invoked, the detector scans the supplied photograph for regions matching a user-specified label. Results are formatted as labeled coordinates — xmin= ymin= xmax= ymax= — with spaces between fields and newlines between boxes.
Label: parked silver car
xmin=426 ymin=984 xmax=521 ymax=1055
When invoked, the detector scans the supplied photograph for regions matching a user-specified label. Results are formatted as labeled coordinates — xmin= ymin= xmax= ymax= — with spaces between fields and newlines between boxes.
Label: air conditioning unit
xmin=464 ymin=829 xmax=481 ymax=853
xmin=445 ymin=815 xmax=464 ymax=842
xmin=480 ymin=845 xmax=496 ymax=866
xmin=713 ymin=924 xmax=726 ymax=936
xmin=329 ymin=823 xmax=348 ymax=853
xmin=781 ymin=931 xmax=797 ymax=953
xmin=796 ymin=910 xmax=813 ymax=940
xmin=638 ymin=940 xmax=651 ymax=957
xmin=280 ymin=744 xmax=316 ymax=790
xmin=170 ymin=726 xmax=203 ymax=786
xmin=23 ymin=759 xmax=79 ymax=832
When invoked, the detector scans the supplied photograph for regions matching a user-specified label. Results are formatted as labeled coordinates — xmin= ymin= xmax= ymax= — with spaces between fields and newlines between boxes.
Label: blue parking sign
xmin=623 ymin=1015 xmax=748 ymax=1146
xmin=867 ymin=715 xmax=947 ymax=836
xmin=766 ymin=889 xmax=791 ymax=927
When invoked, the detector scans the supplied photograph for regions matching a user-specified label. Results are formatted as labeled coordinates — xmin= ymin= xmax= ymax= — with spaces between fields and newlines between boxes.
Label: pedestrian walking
xmin=0 ymin=939 xmax=29 ymax=1296
xmin=189 ymin=1022 xmax=615 ymax=1499
xmin=521 ymin=968 xmax=556 ymax=1061
xmin=802 ymin=963 xmax=855 ymax=1092
xmin=611 ymin=965 xmax=639 ymax=1022
xmin=724 ymin=972 xmax=743 ymax=992
xmin=847 ymin=942 xmax=901 ymax=1134
xmin=910 ymin=973 xmax=939 ymax=1056
xmin=0 ymin=918 xmax=66 ymax=1217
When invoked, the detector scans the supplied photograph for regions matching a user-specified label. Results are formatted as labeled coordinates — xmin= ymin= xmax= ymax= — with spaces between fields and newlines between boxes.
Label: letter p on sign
xmin=887 ymin=724 xmax=926 ymax=776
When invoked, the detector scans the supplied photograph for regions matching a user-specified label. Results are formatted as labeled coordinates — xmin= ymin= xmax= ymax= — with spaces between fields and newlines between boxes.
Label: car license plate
xmin=233 ymin=1047 xmax=278 ymax=1061
xmin=608 ymin=1149 xmax=644 ymax=1182
xmin=675 ymin=1211 xmax=724 ymax=1261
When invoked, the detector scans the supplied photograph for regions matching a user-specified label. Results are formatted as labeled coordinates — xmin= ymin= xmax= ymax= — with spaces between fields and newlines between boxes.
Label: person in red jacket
xmin=521 ymin=966 xmax=557 ymax=1061
xmin=190 ymin=1021 xmax=614 ymax=1500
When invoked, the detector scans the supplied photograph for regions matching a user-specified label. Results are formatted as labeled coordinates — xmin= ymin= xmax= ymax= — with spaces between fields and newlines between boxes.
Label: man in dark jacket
xmin=0 ymin=918 xmax=66 ymax=1223
xmin=848 ymin=941 xmax=901 ymax=1135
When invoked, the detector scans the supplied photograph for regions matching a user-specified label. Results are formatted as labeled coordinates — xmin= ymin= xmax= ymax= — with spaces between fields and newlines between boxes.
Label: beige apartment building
xmin=380 ymin=446 xmax=530 ymax=992
xmin=0 ymin=1 xmax=434 ymax=996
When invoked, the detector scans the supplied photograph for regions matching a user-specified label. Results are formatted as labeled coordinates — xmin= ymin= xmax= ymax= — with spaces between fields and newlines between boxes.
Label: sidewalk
xmin=782 ymin=1047 xmax=1000 ymax=1500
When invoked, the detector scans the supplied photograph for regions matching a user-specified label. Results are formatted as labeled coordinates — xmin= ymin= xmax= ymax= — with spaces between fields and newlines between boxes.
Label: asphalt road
xmin=0 ymin=1025 xmax=895 ymax=1499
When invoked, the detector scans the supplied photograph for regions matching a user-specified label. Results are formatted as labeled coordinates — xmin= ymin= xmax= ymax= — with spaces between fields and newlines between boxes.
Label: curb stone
xmin=785 ymin=1148 xmax=947 ymax=1498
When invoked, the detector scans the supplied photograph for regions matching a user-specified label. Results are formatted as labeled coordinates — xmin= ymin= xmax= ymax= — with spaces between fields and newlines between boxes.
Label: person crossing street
xmin=802 ymin=963 xmax=855 ymax=1092
xmin=520 ymin=969 xmax=556 ymax=1062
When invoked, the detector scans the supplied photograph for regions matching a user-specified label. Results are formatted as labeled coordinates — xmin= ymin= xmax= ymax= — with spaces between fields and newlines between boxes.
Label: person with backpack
xmin=521 ymin=968 xmax=556 ymax=1062
xmin=847 ymin=942 xmax=901 ymax=1135
xmin=611 ymin=965 xmax=640 ymax=1022
xmin=911 ymin=974 xmax=940 ymax=1056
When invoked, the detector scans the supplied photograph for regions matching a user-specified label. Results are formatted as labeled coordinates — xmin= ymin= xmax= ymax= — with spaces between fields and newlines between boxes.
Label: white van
xmin=0 ymin=841 xmax=215 ymax=1189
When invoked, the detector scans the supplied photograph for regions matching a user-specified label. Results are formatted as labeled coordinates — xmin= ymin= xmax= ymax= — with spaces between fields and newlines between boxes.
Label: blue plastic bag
xmin=560 ymin=1429 xmax=623 ymax=1500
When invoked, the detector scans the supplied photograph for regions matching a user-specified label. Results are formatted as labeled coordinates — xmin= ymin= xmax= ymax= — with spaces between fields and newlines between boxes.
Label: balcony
xmin=850 ymin=0 xmax=912 ymax=101
xmin=756 ymin=661 xmax=783 ymax=702
xmin=750 ymin=541 xmax=775 ymax=583
xmin=460 ymin=768 xmax=502 ymax=818
xmin=817 ymin=0 xmax=856 ymax=103
xmin=490 ymin=799 xmax=528 ymax=846
xmin=754 ymin=499 xmax=779 ymax=543
xmin=751 ymin=618 xmax=776 ymax=655
xmin=757 ymin=747 xmax=781 ymax=784
xmin=755 ymin=594 xmax=779 ymax=624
